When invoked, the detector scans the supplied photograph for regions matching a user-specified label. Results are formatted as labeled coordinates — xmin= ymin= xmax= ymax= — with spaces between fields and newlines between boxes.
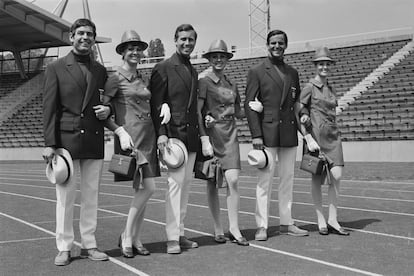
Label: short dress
xmin=104 ymin=67 xmax=160 ymax=180
xmin=300 ymin=78 xmax=344 ymax=167
xmin=198 ymin=71 xmax=242 ymax=170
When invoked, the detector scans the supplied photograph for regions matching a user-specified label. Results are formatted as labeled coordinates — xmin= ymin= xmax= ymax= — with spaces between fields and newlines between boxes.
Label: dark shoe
xmin=167 ymin=240 xmax=181 ymax=254
xmin=133 ymin=244 xmax=150 ymax=256
xmin=280 ymin=224 xmax=309 ymax=237
xmin=54 ymin=251 xmax=71 ymax=266
xmin=318 ymin=227 xmax=329 ymax=235
xmin=179 ymin=236 xmax=198 ymax=249
xmin=214 ymin=234 xmax=228 ymax=244
xmin=228 ymin=232 xmax=249 ymax=246
xmin=80 ymin=248 xmax=109 ymax=261
xmin=118 ymin=235 xmax=134 ymax=258
xmin=328 ymin=224 xmax=350 ymax=236
xmin=255 ymin=227 xmax=267 ymax=241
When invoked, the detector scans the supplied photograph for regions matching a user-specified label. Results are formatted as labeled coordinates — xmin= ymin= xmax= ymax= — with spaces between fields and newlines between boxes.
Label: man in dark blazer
xmin=244 ymin=29 xmax=309 ymax=241
xmin=42 ymin=18 xmax=111 ymax=266
xmin=150 ymin=24 xmax=200 ymax=254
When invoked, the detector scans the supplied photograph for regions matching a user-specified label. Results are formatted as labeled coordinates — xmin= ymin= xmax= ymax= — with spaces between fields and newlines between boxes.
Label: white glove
xmin=160 ymin=103 xmax=171 ymax=125
xmin=205 ymin=114 xmax=216 ymax=128
xmin=248 ymin=98 xmax=263 ymax=113
xmin=114 ymin=127 xmax=134 ymax=151
xmin=200 ymin=136 xmax=214 ymax=157
xmin=304 ymin=134 xmax=320 ymax=152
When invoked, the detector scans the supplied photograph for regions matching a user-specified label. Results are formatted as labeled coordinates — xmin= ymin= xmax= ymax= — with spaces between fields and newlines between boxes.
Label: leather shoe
xmin=80 ymin=248 xmax=109 ymax=261
xmin=328 ymin=224 xmax=350 ymax=236
xmin=318 ymin=227 xmax=329 ymax=235
xmin=54 ymin=251 xmax=71 ymax=266
xmin=228 ymin=232 xmax=249 ymax=246
xmin=255 ymin=227 xmax=267 ymax=241
xmin=214 ymin=234 xmax=228 ymax=244
xmin=179 ymin=236 xmax=198 ymax=249
xmin=133 ymin=244 xmax=150 ymax=256
xmin=280 ymin=224 xmax=309 ymax=237
xmin=167 ymin=240 xmax=181 ymax=254
xmin=118 ymin=235 xmax=134 ymax=258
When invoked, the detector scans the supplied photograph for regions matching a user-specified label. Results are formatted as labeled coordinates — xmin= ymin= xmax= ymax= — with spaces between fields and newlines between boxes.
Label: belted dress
xmin=104 ymin=67 xmax=160 ymax=179
xmin=300 ymin=78 xmax=344 ymax=167
xmin=198 ymin=71 xmax=242 ymax=170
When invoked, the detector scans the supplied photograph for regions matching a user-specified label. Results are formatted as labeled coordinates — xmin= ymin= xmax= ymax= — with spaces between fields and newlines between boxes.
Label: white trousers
xmin=255 ymin=146 xmax=297 ymax=228
xmin=165 ymin=151 xmax=196 ymax=241
xmin=55 ymin=159 xmax=103 ymax=251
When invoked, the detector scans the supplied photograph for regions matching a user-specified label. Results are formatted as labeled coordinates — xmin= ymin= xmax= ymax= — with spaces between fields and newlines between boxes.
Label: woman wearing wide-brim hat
xmin=103 ymin=30 xmax=170 ymax=257
xmin=298 ymin=46 xmax=349 ymax=236
xmin=196 ymin=39 xmax=249 ymax=246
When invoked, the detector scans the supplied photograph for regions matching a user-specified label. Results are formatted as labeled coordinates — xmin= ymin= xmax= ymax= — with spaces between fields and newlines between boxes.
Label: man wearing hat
xmin=149 ymin=24 xmax=200 ymax=254
xmin=42 ymin=18 xmax=110 ymax=265
xmin=244 ymin=29 xmax=309 ymax=241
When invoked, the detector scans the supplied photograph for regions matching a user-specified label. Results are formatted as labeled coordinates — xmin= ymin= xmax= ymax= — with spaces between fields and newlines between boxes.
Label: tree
xmin=147 ymin=38 xmax=165 ymax=63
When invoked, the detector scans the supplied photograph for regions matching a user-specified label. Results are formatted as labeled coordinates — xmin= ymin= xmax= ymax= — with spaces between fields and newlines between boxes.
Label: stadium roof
xmin=0 ymin=0 xmax=110 ymax=52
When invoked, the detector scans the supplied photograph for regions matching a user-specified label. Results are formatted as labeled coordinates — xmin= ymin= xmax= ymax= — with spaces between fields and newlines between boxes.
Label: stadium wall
xmin=1 ymin=140 xmax=413 ymax=162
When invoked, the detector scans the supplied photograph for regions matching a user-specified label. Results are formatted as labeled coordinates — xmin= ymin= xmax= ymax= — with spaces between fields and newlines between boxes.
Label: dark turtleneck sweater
xmin=269 ymin=56 xmax=287 ymax=82
xmin=177 ymin=52 xmax=193 ymax=75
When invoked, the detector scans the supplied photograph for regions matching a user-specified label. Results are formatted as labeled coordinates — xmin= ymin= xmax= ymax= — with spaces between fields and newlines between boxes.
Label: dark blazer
xmin=150 ymin=53 xmax=200 ymax=153
xmin=244 ymin=58 xmax=301 ymax=147
xmin=43 ymin=51 xmax=108 ymax=159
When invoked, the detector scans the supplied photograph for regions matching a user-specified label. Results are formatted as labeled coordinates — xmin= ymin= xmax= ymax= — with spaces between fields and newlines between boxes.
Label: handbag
xmin=194 ymin=157 xmax=225 ymax=188
xmin=300 ymin=152 xmax=326 ymax=175
xmin=109 ymin=152 xmax=137 ymax=180
xmin=108 ymin=150 xmax=148 ymax=182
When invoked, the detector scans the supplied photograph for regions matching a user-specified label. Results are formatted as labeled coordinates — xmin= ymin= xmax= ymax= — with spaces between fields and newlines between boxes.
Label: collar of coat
xmin=117 ymin=66 xmax=141 ymax=82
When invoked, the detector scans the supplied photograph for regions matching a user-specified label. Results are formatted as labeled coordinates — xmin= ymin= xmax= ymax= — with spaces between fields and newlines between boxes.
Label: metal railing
xmin=0 ymin=52 xmax=58 ymax=75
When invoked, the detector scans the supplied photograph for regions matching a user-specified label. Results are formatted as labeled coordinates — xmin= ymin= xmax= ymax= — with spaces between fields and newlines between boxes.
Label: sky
xmin=31 ymin=0 xmax=414 ymax=67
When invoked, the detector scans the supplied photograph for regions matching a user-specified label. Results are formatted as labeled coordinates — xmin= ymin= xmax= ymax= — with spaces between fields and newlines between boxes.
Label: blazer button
xmin=80 ymin=130 xmax=85 ymax=134
xmin=137 ymin=101 xmax=140 ymax=104
xmin=95 ymin=131 xmax=99 ymax=134
xmin=80 ymin=113 xmax=84 ymax=118
xmin=279 ymin=120 xmax=282 ymax=123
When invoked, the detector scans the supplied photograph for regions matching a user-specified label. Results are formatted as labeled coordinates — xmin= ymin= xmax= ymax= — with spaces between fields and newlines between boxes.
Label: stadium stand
xmin=0 ymin=38 xmax=413 ymax=148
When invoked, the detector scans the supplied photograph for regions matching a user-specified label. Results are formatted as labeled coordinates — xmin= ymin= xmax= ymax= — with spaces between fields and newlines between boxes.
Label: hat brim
xmin=161 ymin=138 xmax=188 ymax=170
xmin=247 ymin=148 xmax=273 ymax=169
xmin=313 ymin=57 xmax=335 ymax=63
xmin=116 ymin=41 xmax=149 ymax=55
xmin=45 ymin=148 xmax=74 ymax=185
xmin=202 ymin=51 xmax=233 ymax=60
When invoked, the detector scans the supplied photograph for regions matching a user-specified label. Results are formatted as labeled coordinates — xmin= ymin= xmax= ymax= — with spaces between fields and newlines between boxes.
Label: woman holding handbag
xmin=197 ymin=40 xmax=252 ymax=246
xmin=298 ymin=46 xmax=349 ymax=236
xmin=103 ymin=30 xmax=169 ymax=257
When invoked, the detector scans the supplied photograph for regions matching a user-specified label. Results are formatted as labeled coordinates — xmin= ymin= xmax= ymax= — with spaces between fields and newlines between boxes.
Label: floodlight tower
xmin=249 ymin=0 xmax=270 ymax=55
xmin=82 ymin=0 xmax=104 ymax=64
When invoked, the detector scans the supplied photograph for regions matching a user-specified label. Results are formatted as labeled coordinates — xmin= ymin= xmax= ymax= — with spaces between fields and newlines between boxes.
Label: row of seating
xmin=0 ymin=39 xmax=412 ymax=147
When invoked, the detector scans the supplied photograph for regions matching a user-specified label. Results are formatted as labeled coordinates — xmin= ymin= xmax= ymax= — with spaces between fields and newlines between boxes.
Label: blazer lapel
xmin=281 ymin=72 xmax=292 ymax=106
xmin=81 ymin=60 xmax=99 ymax=111
xmin=264 ymin=59 xmax=283 ymax=91
xmin=65 ymin=52 xmax=87 ymax=92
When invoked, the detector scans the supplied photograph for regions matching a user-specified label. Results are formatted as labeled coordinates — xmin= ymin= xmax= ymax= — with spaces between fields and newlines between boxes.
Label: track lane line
xmin=0 ymin=207 xmax=149 ymax=275
xmin=2 ymin=182 xmax=414 ymax=216
xmin=0 ymin=191 xmax=383 ymax=276
xmin=1 ymin=182 xmax=414 ymax=241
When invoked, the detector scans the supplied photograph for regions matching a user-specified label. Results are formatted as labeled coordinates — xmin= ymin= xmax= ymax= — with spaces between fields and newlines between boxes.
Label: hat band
xmin=262 ymin=149 xmax=269 ymax=168
xmin=59 ymin=155 xmax=71 ymax=183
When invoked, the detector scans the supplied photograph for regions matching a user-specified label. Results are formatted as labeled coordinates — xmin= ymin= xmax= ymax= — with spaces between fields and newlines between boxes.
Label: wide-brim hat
xmin=46 ymin=148 xmax=74 ymax=185
xmin=247 ymin=148 xmax=273 ymax=169
xmin=313 ymin=46 xmax=335 ymax=63
xmin=116 ymin=30 xmax=148 ymax=55
xmin=160 ymin=138 xmax=188 ymax=169
xmin=202 ymin=39 xmax=233 ymax=59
